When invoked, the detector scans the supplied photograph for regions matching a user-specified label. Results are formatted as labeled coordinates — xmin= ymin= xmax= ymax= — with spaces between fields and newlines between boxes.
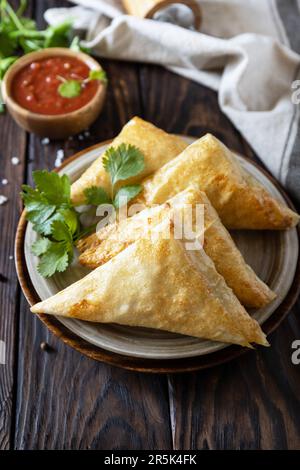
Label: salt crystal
xmin=56 ymin=149 xmax=64 ymax=159
xmin=54 ymin=158 xmax=63 ymax=168
xmin=84 ymin=131 xmax=90 ymax=137
xmin=68 ymin=136 xmax=73 ymax=141
xmin=1 ymin=179 xmax=8 ymax=185
xmin=78 ymin=134 xmax=84 ymax=141
xmin=11 ymin=157 xmax=19 ymax=165
xmin=0 ymin=195 xmax=8 ymax=205
xmin=41 ymin=137 xmax=50 ymax=145
xmin=9 ymin=255 xmax=13 ymax=260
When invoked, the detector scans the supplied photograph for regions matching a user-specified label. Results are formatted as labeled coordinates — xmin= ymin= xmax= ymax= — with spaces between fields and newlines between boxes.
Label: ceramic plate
xmin=23 ymin=138 xmax=299 ymax=359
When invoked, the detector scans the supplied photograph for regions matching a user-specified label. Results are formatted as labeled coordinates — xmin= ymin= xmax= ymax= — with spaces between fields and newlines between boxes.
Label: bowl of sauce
xmin=2 ymin=48 xmax=107 ymax=139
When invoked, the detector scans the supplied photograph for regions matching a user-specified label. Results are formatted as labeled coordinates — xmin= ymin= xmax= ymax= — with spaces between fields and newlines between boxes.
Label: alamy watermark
xmin=291 ymin=80 xmax=300 ymax=104
xmin=0 ymin=340 xmax=6 ymax=365
xmin=291 ymin=340 xmax=300 ymax=365
xmin=95 ymin=200 xmax=206 ymax=250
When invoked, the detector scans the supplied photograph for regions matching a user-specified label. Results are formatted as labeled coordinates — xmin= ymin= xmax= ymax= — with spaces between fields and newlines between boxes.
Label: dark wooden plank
xmin=139 ymin=63 xmax=300 ymax=450
xmin=169 ymin=308 xmax=300 ymax=450
xmin=0 ymin=0 xmax=32 ymax=448
xmin=14 ymin=0 xmax=172 ymax=450
xmin=138 ymin=63 xmax=247 ymax=151
xmin=0 ymin=112 xmax=27 ymax=450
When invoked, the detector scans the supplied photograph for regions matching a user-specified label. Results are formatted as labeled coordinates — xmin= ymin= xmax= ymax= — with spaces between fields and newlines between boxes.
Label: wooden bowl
xmin=1 ymin=48 xmax=107 ymax=139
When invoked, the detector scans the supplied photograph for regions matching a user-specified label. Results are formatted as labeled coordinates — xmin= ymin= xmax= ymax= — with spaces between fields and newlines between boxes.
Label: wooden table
xmin=1 ymin=0 xmax=300 ymax=451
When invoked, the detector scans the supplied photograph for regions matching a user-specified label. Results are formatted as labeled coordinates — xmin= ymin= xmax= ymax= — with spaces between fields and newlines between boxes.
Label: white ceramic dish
xmin=24 ymin=137 xmax=299 ymax=359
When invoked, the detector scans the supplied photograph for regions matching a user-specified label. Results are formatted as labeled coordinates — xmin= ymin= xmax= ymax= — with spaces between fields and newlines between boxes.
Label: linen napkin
xmin=45 ymin=0 xmax=300 ymax=204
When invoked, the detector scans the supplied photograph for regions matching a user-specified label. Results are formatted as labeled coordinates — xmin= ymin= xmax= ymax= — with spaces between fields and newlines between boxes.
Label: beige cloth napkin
xmin=45 ymin=0 xmax=300 ymax=203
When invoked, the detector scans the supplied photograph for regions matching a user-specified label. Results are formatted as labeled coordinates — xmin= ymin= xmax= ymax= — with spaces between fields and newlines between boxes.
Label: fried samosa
xmin=136 ymin=134 xmax=299 ymax=230
xmin=71 ymin=116 xmax=188 ymax=205
xmin=77 ymin=186 xmax=276 ymax=308
xmin=31 ymin=234 xmax=268 ymax=348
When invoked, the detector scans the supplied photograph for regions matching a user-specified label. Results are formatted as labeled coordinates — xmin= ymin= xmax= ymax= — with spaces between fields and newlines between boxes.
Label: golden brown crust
xmin=77 ymin=187 xmax=276 ymax=308
xmin=31 ymin=235 xmax=268 ymax=348
xmin=137 ymin=134 xmax=299 ymax=230
xmin=70 ymin=116 xmax=188 ymax=206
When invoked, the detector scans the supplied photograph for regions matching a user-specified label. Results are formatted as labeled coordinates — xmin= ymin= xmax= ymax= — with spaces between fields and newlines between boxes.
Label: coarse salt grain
xmin=78 ymin=134 xmax=84 ymax=141
xmin=11 ymin=157 xmax=19 ymax=165
xmin=84 ymin=131 xmax=90 ymax=137
xmin=41 ymin=137 xmax=50 ymax=145
xmin=56 ymin=149 xmax=64 ymax=159
xmin=54 ymin=158 xmax=63 ymax=168
xmin=9 ymin=255 xmax=13 ymax=260
xmin=1 ymin=179 xmax=8 ymax=185
xmin=0 ymin=195 xmax=8 ymax=205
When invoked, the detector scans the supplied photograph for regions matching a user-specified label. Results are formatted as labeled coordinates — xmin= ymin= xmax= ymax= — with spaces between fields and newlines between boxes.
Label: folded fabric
xmin=45 ymin=0 xmax=300 ymax=204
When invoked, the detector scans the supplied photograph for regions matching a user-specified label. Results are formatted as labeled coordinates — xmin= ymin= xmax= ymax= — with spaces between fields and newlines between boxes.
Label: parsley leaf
xmin=114 ymin=185 xmax=142 ymax=209
xmin=31 ymin=237 xmax=52 ymax=256
xmin=33 ymin=170 xmax=70 ymax=205
xmin=21 ymin=185 xmax=56 ymax=232
xmin=58 ymin=79 xmax=82 ymax=99
xmin=84 ymin=186 xmax=111 ymax=206
xmin=21 ymin=170 xmax=81 ymax=277
xmin=70 ymin=36 xmax=90 ymax=54
xmin=103 ymin=144 xmax=145 ymax=186
xmin=89 ymin=69 xmax=108 ymax=84
xmin=37 ymin=243 xmax=69 ymax=278
xmin=58 ymin=208 xmax=79 ymax=235
xmin=51 ymin=220 xmax=73 ymax=248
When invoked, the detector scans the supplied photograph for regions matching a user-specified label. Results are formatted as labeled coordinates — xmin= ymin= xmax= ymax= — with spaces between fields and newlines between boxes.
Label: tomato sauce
xmin=12 ymin=56 xmax=99 ymax=115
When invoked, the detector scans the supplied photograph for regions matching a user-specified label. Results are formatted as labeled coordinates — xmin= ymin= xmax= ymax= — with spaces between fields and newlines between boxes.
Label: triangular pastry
xmin=77 ymin=186 xmax=276 ymax=308
xmin=31 ymin=234 xmax=268 ymax=348
xmin=136 ymin=134 xmax=299 ymax=230
xmin=71 ymin=116 xmax=187 ymax=205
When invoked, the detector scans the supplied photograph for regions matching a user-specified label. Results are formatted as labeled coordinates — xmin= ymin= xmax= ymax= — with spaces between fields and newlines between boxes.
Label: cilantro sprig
xmin=84 ymin=143 xmax=145 ymax=209
xmin=21 ymin=170 xmax=83 ymax=278
xmin=58 ymin=70 xmax=108 ymax=99
xmin=0 ymin=0 xmax=88 ymax=113
xmin=21 ymin=143 xmax=145 ymax=278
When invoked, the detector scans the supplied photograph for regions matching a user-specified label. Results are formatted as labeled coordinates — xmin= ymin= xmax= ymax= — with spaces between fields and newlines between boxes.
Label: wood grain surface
xmin=0 ymin=0 xmax=300 ymax=450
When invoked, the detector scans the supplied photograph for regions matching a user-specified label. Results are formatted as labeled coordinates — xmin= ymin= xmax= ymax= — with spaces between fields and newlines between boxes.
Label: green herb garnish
xmin=84 ymin=143 xmax=145 ymax=209
xmin=57 ymin=69 xmax=108 ymax=99
xmin=21 ymin=170 xmax=85 ymax=278
xmin=0 ymin=0 xmax=88 ymax=113
xmin=21 ymin=143 xmax=145 ymax=278
xmin=58 ymin=79 xmax=82 ymax=99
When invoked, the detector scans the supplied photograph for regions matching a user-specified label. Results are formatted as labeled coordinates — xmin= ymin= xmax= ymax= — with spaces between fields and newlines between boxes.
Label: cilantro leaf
xmin=37 ymin=243 xmax=69 ymax=278
xmin=51 ymin=220 xmax=73 ymax=248
xmin=21 ymin=185 xmax=56 ymax=229
xmin=33 ymin=170 xmax=70 ymax=205
xmin=70 ymin=36 xmax=90 ymax=54
xmin=58 ymin=208 xmax=79 ymax=235
xmin=34 ymin=211 xmax=64 ymax=236
xmin=0 ymin=31 xmax=17 ymax=57
xmin=31 ymin=237 xmax=52 ymax=256
xmin=103 ymin=144 xmax=145 ymax=186
xmin=0 ymin=56 xmax=18 ymax=79
xmin=89 ymin=69 xmax=108 ymax=84
xmin=44 ymin=20 xmax=73 ymax=48
xmin=84 ymin=186 xmax=112 ymax=206
xmin=114 ymin=185 xmax=142 ymax=209
xmin=58 ymin=80 xmax=81 ymax=98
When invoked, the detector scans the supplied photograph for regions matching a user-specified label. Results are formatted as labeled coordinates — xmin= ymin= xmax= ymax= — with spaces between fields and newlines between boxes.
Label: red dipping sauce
xmin=12 ymin=56 xmax=99 ymax=115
